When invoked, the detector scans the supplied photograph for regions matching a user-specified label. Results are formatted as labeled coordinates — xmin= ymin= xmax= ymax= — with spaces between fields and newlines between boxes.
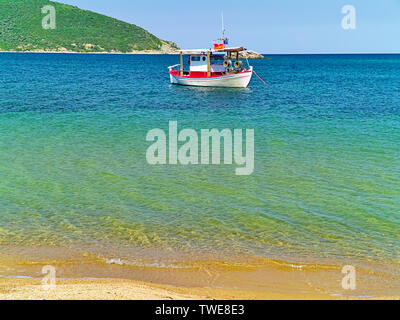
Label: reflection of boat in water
xmin=168 ymin=16 xmax=254 ymax=88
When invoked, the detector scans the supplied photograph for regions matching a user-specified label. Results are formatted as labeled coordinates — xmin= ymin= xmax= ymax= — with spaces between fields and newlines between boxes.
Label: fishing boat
xmin=168 ymin=47 xmax=253 ymax=88
xmin=168 ymin=16 xmax=254 ymax=88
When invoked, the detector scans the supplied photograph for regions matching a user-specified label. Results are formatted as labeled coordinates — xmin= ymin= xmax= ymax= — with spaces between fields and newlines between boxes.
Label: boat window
xmin=202 ymin=57 xmax=206 ymax=61
xmin=191 ymin=56 xmax=201 ymax=62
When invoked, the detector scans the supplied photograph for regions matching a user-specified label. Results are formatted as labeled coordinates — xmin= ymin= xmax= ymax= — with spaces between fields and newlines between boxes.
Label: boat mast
xmin=222 ymin=12 xmax=225 ymax=41
xmin=180 ymin=51 xmax=183 ymax=76
xmin=207 ymin=50 xmax=211 ymax=77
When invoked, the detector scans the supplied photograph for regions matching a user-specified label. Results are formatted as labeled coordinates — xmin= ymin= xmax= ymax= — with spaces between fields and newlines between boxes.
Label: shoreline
xmin=1 ymin=247 xmax=399 ymax=300
xmin=0 ymin=50 xmax=178 ymax=55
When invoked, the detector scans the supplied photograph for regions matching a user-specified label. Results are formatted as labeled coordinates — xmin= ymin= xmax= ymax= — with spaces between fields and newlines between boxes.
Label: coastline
xmin=0 ymin=49 xmax=178 ymax=55
xmin=1 ymin=247 xmax=399 ymax=300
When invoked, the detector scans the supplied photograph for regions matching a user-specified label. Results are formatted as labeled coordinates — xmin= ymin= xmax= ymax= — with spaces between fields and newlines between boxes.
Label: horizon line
xmin=0 ymin=51 xmax=399 ymax=56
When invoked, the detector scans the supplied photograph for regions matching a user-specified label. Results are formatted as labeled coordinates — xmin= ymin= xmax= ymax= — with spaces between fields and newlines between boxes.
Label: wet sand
xmin=1 ymin=261 xmax=399 ymax=300
xmin=1 ymin=247 xmax=399 ymax=300
xmin=1 ymin=278 xmax=399 ymax=300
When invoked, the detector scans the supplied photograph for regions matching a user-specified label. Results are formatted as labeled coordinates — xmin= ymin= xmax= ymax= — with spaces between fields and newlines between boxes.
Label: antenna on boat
xmin=222 ymin=12 xmax=225 ymax=40
xmin=220 ymin=12 xmax=228 ymax=46
xmin=213 ymin=12 xmax=228 ymax=49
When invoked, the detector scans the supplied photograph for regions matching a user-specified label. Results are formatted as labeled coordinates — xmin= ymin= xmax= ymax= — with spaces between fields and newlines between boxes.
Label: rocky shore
xmin=225 ymin=50 xmax=265 ymax=59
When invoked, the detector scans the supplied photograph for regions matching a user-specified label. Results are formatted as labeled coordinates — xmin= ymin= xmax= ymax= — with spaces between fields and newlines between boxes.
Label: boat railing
xmin=168 ymin=64 xmax=180 ymax=70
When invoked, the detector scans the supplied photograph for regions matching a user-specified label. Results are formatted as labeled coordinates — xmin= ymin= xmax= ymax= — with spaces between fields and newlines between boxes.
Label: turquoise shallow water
xmin=0 ymin=53 xmax=399 ymax=271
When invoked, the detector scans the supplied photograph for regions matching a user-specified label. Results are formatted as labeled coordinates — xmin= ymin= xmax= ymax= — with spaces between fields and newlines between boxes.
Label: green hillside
xmin=0 ymin=0 xmax=179 ymax=53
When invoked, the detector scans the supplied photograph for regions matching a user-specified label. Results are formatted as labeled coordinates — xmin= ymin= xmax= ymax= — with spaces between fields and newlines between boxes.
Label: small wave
xmin=288 ymin=264 xmax=305 ymax=270
xmin=4 ymin=275 xmax=34 ymax=279
xmin=104 ymin=257 xmax=187 ymax=269
xmin=106 ymin=258 xmax=127 ymax=265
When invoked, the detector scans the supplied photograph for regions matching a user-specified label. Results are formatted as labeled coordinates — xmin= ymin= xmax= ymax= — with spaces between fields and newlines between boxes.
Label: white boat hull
xmin=170 ymin=67 xmax=253 ymax=88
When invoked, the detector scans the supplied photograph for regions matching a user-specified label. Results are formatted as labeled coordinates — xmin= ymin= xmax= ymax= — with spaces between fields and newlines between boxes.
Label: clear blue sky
xmin=59 ymin=0 xmax=400 ymax=53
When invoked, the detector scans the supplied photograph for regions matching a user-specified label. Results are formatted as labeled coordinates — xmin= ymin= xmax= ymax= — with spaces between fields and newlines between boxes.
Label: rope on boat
xmin=246 ymin=57 xmax=268 ymax=86
xmin=253 ymin=69 xmax=269 ymax=86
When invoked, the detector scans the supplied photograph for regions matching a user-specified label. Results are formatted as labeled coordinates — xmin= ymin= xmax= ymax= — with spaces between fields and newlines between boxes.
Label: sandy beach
xmin=0 ymin=278 xmax=368 ymax=300
xmin=1 ymin=278 xmax=399 ymax=300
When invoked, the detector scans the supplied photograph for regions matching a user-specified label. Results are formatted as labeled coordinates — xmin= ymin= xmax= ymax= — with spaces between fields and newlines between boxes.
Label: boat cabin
xmin=189 ymin=54 xmax=226 ymax=77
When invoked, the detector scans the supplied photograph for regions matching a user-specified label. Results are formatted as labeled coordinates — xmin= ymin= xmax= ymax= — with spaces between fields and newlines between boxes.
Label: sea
xmin=0 ymin=53 xmax=399 ymax=294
